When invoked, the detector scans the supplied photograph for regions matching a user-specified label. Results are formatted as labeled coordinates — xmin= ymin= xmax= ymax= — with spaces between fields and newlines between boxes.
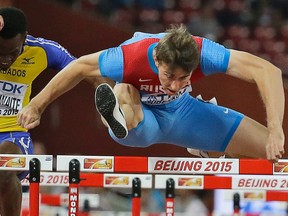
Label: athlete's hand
xmin=266 ymin=127 xmax=285 ymax=161
xmin=17 ymin=104 xmax=41 ymax=130
xmin=0 ymin=15 xmax=4 ymax=31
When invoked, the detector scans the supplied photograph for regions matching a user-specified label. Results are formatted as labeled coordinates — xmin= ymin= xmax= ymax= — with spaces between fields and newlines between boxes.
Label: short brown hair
xmin=155 ymin=24 xmax=199 ymax=74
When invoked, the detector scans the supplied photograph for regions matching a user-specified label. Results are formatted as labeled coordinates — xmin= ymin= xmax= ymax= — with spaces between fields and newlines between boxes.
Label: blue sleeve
xmin=98 ymin=47 xmax=124 ymax=82
xmin=200 ymin=38 xmax=230 ymax=75
xmin=27 ymin=36 xmax=76 ymax=70
xmin=99 ymin=32 xmax=166 ymax=82
xmin=40 ymin=38 xmax=76 ymax=70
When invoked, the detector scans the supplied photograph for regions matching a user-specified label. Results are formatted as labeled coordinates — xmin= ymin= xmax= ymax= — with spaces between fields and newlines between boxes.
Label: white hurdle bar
xmin=56 ymin=155 xmax=288 ymax=175
xmin=0 ymin=154 xmax=53 ymax=171
xmin=20 ymin=171 xmax=288 ymax=215
xmin=21 ymin=172 xmax=153 ymax=188
xmin=2 ymin=154 xmax=288 ymax=216
xmin=155 ymin=174 xmax=288 ymax=191
xmin=21 ymin=171 xmax=288 ymax=192
xmin=56 ymin=155 xmax=288 ymax=216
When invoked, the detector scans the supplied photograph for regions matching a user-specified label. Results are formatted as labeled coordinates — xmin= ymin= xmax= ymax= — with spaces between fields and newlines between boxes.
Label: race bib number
xmin=0 ymin=80 xmax=28 ymax=116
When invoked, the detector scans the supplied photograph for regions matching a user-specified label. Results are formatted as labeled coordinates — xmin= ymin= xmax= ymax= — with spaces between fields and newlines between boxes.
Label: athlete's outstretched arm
xmin=226 ymin=49 xmax=285 ymax=160
xmin=17 ymin=51 xmax=104 ymax=129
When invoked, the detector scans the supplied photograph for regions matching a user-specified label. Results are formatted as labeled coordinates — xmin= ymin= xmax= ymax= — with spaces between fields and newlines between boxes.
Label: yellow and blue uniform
xmin=0 ymin=35 xmax=75 ymax=131
xmin=0 ymin=35 xmax=75 ymax=179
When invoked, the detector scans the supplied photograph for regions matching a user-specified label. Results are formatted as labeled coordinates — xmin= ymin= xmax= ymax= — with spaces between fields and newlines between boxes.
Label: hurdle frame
xmin=2 ymin=154 xmax=286 ymax=215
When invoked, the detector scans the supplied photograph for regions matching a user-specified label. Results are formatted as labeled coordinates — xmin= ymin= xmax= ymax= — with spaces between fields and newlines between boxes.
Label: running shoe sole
xmin=95 ymin=83 xmax=128 ymax=139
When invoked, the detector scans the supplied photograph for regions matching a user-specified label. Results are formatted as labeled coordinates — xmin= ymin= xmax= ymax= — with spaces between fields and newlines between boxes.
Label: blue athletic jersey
xmin=99 ymin=33 xmax=229 ymax=105
xmin=99 ymin=32 xmax=243 ymax=151
xmin=99 ymin=34 xmax=229 ymax=81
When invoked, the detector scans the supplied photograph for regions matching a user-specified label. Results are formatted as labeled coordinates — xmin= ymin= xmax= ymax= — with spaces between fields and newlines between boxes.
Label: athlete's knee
xmin=114 ymin=83 xmax=140 ymax=104
xmin=126 ymin=116 xmax=141 ymax=130
xmin=114 ymin=83 xmax=129 ymax=96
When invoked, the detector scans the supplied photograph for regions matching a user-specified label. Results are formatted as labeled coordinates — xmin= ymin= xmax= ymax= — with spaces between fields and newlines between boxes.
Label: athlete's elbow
xmin=274 ymin=67 xmax=282 ymax=77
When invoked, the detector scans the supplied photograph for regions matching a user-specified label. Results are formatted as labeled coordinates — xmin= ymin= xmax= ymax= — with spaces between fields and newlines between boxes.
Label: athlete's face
xmin=157 ymin=62 xmax=192 ymax=96
xmin=0 ymin=33 xmax=26 ymax=70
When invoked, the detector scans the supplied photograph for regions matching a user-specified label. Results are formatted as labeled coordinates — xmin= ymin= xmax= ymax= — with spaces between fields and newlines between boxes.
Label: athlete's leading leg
xmin=113 ymin=83 xmax=143 ymax=130
xmin=224 ymin=115 xmax=268 ymax=159
xmin=95 ymin=83 xmax=143 ymax=139
xmin=0 ymin=141 xmax=23 ymax=216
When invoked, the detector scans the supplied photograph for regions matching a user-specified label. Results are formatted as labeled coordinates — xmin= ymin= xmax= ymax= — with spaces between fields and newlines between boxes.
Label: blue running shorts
xmin=0 ymin=132 xmax=34 ymax=180
xmin=110 ymin=93 xmax=244 ymax=152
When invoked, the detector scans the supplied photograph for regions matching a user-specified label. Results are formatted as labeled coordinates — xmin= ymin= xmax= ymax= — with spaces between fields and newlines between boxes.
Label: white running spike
xmin=95 ymin=83 xmax=128 ymax=139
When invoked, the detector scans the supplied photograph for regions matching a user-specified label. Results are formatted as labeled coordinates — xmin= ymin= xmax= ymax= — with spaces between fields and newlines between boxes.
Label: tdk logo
xmin=21 ymin=57 xmax=35 ymax=65
xmin=0 ymin=81 xmax=25 ymax=95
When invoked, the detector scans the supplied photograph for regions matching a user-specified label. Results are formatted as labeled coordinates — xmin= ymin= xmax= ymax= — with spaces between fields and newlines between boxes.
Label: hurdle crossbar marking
xmin=79 ymin=173 xmax=152 ymax=188
xmin=22 ymin=172 xmax=153 ymax=188
xmin=57 ymin=155 xmax=114 ymax=172
xmin=0 ymin=154 xmax=53 ymax=171
xmin=149 ymin=157 xmax=239 ymax=174
xmin=115 ymin=156 xmax=148 ymax=173
xmin=155 ymin=174 xmax=288 ymax=190
xmin=21 ymin=172 xmax=69 ymax=186
xmin=29 ymin=172 xmax=288 ymax=190
xmin=56 ymin=156 xmax=288 ymax=175
xmin=103 ymin=173 xmax=152 ymax=188
xmin=20 ymin=155 xmax=288 ymax=216
xmin=266 ymin=191 xmax=288 ymax=201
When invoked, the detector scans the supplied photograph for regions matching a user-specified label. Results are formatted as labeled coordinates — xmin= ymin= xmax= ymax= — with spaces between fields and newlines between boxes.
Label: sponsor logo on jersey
xmin=139 ymin=78 xmax=152 ymax=82
xmin=0 ymin=81 xmax=26 ymax=95
xmin=21 ymin=57 xmax=35 ymax=65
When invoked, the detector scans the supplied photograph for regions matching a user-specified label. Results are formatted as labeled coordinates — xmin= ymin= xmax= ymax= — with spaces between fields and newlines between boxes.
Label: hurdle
xmin=154 ymin=174 xmax=288 ymax=190
xmin=132 ymin=177 xmax=141 ymax=216
xmin=56 ymin=155 xmax=288 ymax=175
xmin=232 ymin=191 xmax=288 ymax=216
xmin=0 ymin=154 xmax=53 ymax=216
xmin=233 ymin=193 xmax=240 ymax=215
xmin=68 ymin=159 xmax=80 ymax=216
xmin=0 ymin=154 xmax=53 ymax=171
xmin=66 ymin=159 xmax=148 ymax=216
xmin=55 ymin=155 xmax=288 ymax=216
xmin=29 ymin=158 xmax=41 ymax=216
xmin=8 ymin=155 xmax=288 ymax=215
xmin=166 ymin=178 xmax=175 ymax=216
